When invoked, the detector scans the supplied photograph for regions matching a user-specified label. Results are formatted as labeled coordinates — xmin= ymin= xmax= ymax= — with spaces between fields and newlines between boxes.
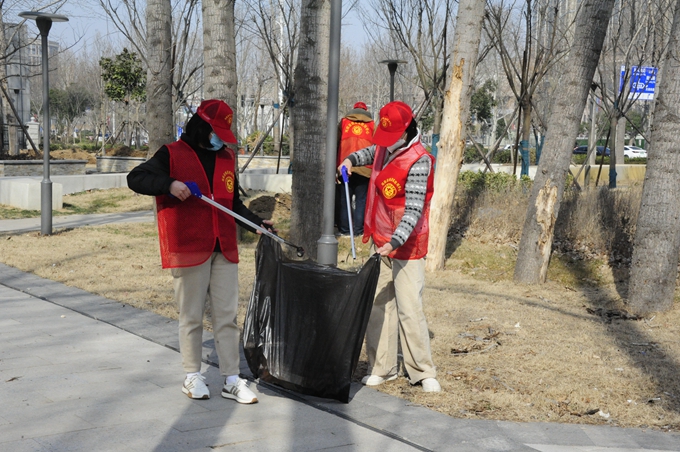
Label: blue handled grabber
xmin=185 ymin=181 xmax=305 ymax=257
xmin=341 ymin=166 xmax=356 ymax=260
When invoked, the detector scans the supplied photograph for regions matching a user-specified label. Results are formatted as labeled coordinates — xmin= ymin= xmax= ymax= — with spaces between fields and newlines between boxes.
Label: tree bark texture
xmin=145 ymin=0 xmax=174 ymax=157
xmin=202 ymin=0 xmax=238 ymax=110
xmin=627 ymin=0 xmax=680 ymax=315
xmin=513 ymin=0 xmax=617 ymax=284
xmin=288 ymin=0 xmax=330 ymax=259
xmin=426 ymin=0 xmax=486 ymax=271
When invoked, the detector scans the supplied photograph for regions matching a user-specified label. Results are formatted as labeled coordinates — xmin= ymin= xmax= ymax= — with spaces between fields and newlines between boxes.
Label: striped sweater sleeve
xmin=346 ymin=145 xmax=376 ymax=167
xmin=389 ymin=155 xmax=432 ymax=250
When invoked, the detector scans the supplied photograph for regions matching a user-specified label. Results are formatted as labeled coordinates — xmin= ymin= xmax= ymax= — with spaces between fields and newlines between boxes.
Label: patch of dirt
xmin=0 ymin=151 xmax=41 ymax=160
xmin=0 ymin=149 xmax=97 ymax=164
xmin=50 ymin=149 xmax=96 ymax=164
xmin=106 ymin=145 xmax=147 ymax=158
xmin=246 ymin=193 xmax=291 ymax=224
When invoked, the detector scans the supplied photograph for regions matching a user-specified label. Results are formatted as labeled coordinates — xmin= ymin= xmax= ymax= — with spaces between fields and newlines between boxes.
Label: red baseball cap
xmin=196 ymin=99 xmax=237 ymax=143
xmin=353 ymin=101 xmax=367 ymax=110
xmin=372 ymin=101 xmax=413 ymax=147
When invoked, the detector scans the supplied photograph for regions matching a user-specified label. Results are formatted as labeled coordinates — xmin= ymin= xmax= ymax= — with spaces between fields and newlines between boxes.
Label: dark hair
xmin=405 ymin=118 xmax=418 ymax=143
xmin=185 ymin=113 xmax=213 ymax=148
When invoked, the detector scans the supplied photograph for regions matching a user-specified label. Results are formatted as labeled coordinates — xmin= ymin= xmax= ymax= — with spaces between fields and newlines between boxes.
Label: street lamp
xmin=18 ymin=11 xmax=68 ymax=236
xmin=317 ymin=0 xmax=342 ymax=265
xmin=379 ymin=59 xmax=407 ymax=102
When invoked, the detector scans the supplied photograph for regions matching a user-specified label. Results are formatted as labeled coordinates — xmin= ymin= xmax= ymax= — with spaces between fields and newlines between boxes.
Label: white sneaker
xmin=183 ymin=373 xmax=210 ymax=399
xmin=222 ymin=378 xmax=258 ymax=404
xmin=421 ymin=378 xmax=441 ymax=392
xmin=361 ymin=374 xmax=398 ymax=386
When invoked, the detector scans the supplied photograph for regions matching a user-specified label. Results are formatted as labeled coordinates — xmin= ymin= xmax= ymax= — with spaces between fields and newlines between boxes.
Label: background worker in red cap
xmin=338 ymin=100 xmax=441 ymax=393
xmin=335 ymin=101 xmax=374 ymax=236
xmin=128 ymin=99 xmax=274 ymax=403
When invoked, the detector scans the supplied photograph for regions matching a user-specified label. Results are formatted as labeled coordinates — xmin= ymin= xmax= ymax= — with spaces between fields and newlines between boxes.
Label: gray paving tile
xmin=0 ymin=438 xmax=49 ymax=452
xmin=0 ymin=414 xmax=95 ymax=443
xmin=32 ymin=419 xmax=167 ymax=452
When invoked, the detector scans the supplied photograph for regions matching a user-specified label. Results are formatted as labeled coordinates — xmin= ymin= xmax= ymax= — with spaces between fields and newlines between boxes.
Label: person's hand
xmin=169 ymin=180 xmax=192 ymax=201
xmin=256 ymin=220 xmax=277 ymax=235
xmin=337 ymin=159 xmax=353 ymax=178
xmin=375 ymin=242 xmax=393 ymax=256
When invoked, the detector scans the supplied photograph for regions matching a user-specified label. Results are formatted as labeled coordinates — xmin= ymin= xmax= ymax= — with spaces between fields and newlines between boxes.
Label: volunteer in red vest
xmin=338 ymin=100 xmax=441 ymax=393
xmin=127 ymin=99 xmax=273 ymax=403
xmin=335 ymin=101 xmax=374 ymax=236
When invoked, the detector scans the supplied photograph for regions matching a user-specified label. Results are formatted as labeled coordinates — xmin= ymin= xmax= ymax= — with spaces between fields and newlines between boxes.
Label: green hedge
xmin=458 ymin=170 xmax=532 ymax=192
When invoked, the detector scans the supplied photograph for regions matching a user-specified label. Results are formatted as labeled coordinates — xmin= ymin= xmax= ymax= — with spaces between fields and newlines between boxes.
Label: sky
xmin=18 ymin=2 xmax=369 ymax=56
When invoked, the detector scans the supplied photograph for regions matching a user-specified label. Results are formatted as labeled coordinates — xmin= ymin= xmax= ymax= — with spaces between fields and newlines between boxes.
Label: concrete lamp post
xmin=18 ymin=11 xmax=68 ymax=236
xmin=379 ymin=59 xmax=407 ymax=102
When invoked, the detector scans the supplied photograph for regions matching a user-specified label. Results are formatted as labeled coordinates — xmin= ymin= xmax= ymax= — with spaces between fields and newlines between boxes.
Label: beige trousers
xmin=172 ymin=252 xmax=240 ymax=376
xmin=365 ymin=247 xmax=436 ymax=384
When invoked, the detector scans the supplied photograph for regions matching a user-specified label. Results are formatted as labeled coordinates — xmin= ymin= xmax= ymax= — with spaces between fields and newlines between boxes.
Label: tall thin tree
xmin=146 ymin=0 xmax=174 ymax=155
xmin=426 ymin=0 xmax=486 ymax=271
xmin=514 ymin=0 xmax=617 ymax=284
xmin=627 ymin=0 xmax=680 ymax=314
xmin=203 ymin=0 xmax=238 ymax=109
xmin=288 ymin=0 xmax=330 ymax=258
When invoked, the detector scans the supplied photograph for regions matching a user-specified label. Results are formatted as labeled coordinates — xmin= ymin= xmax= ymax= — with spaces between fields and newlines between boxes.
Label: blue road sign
xmin=620 ymin=65 xmax=657 ymax=101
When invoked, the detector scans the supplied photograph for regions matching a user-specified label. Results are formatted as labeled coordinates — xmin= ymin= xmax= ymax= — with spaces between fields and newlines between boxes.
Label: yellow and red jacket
xmin=156 ymin=140 xmax=238 ymax=268
xmin=363 ymin=142 xmax=434 ymax=260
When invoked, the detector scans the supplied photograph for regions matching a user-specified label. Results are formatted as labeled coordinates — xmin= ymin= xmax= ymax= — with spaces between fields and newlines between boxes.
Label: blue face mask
xmin=207 ymin=133 xmax=224 ymax=151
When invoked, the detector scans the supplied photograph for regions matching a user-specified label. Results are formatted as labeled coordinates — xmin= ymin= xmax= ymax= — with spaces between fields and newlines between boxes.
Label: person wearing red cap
xmin=335 ymin=101 xmax=374 ymax=236
xmin=338 ymin=100 xmax=441 ymax=393
xmin=128 ymin=99 xmax=274 ymax=403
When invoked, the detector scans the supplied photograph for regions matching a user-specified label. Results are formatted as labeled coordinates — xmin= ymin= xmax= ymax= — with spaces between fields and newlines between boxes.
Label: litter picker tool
xmin=185 ymin=181 xmax=305 ymax=257
xmin=340 ymin=166 xmax=356 ymax=259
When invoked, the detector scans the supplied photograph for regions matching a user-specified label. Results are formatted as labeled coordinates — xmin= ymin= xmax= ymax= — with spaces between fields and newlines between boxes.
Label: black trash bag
xmin=243 ymin=235 xmax=381 ymax=403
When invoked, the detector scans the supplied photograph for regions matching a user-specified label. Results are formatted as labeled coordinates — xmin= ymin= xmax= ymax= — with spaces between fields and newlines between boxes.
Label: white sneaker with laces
xmin=183 ymin=373 xmax=210 ymax=399
xmin=421 ymin=378 xmax=441 ymax=392
xmin=222 ymin=378 xmax=258 ymax=404
xmin=361 ymin=374 xmax=398 ymax=386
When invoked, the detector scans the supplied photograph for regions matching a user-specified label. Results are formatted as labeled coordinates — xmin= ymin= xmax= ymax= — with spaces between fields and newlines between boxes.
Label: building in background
xmin=1 ymin=22 xmax=59 ymax=153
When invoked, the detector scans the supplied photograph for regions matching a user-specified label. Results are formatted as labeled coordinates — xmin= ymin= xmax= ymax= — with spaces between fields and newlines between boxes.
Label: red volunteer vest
xmin=363 ymin=141 xmax=434 ymax=260
xmin=156 ymin=140 xmax=238 ymax=268
xmin=337 ymin=117 xmax=375 ymax=165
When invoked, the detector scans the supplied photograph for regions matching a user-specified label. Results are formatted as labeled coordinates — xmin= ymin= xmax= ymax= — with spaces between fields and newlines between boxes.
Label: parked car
xmin=623 ymin=145 xmax=648 ymax=159
xmin=572 ymin=145 xmax=610 ymax=156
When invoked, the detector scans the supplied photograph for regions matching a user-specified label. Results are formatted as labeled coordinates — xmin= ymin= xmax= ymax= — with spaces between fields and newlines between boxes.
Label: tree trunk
xmin=288 ymin=0 xmax=330 ymax=259
xmin=608 ymin=113 xmax=624 ymax=187
xmin=145 ymin=0 xmax=174 ymax=157
xmin=426 ymin=0 xmax=486 ymax=271
xmin=627 ymin=0 xmax=680 ymax=315
xmin=513 ymin=0 xmax=617 ymax=284
xmin=203 ymin=0 xmax=238 ymax=108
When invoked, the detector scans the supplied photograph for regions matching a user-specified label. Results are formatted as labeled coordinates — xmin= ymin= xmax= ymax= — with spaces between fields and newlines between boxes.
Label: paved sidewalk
xmin=0 ymin=211 xmax=154 ymax=234
xmin=1 ymin=264 xmax=680 ymax=451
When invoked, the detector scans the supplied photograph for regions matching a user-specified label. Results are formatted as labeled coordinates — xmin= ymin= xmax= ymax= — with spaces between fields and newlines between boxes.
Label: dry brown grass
xmin=1 ymin=186 xmax=679 ymax=432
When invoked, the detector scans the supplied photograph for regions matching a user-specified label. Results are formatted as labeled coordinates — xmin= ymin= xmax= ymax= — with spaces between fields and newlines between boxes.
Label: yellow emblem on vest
xmin=351 ymin=124 xmax=364 ymax=135
xmin=222 ymin=171 xmax=235 ymax=193
xmin=382 ymin=182 xmax=397 ymax=199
